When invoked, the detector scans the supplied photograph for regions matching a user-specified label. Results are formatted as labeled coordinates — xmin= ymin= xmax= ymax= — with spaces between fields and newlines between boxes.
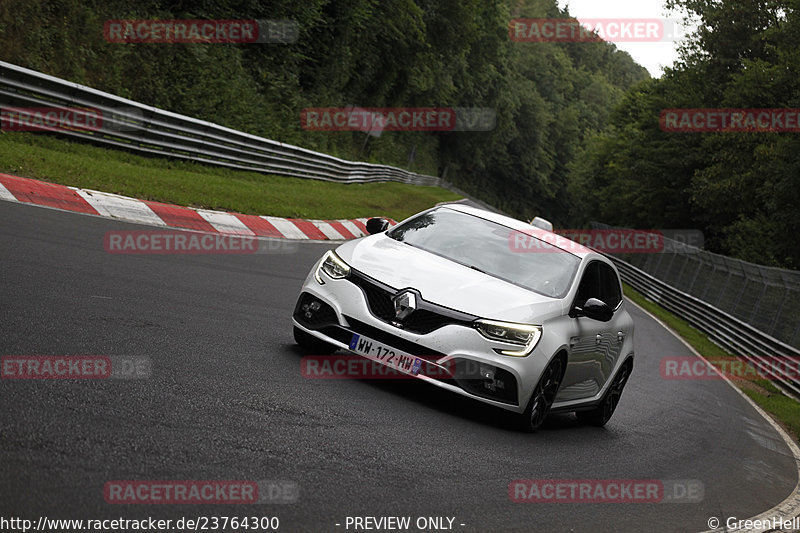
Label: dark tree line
xmin=0 ymin=0 xmax=646 ymax=229
xmin=572 ymin=0 xmax=800 ymax=268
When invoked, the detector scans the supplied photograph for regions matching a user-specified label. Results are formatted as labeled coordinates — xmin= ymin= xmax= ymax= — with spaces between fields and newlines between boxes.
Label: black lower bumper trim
xmin=316 ymin=319 xmax=518 ymax=406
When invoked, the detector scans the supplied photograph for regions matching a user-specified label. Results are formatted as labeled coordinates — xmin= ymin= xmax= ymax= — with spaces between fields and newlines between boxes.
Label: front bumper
xmin=292 ymin=265 xmax=554 ymax=413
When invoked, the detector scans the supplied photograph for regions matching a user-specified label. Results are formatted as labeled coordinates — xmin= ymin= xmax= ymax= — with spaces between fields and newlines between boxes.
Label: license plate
xmin=349 ymin=333 xmax=422 ymax=376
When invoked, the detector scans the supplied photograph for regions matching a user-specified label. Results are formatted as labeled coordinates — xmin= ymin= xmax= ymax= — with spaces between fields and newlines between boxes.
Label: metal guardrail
xmin=614 ymin=234 xmax=800 ymax=350
xmin=609 ymin=255 xmax=800 ymax=400
xmin=0 ymin=61 xmax=441 ymax=186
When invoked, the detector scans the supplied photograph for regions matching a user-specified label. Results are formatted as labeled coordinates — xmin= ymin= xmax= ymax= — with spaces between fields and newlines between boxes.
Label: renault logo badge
xmin=392 ymin=291 xmax=417 ymax=320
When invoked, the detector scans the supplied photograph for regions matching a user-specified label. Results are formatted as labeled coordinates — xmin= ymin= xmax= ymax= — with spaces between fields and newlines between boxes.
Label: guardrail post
xmin=686 ymin=260 xmax=702 ymax=294
xmin=769 ymin=282 xmax=791 ymax=338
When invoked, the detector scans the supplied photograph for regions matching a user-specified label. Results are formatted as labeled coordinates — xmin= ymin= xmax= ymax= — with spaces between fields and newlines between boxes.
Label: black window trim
xmin=570 ymin=259 xmax=624 ymax=314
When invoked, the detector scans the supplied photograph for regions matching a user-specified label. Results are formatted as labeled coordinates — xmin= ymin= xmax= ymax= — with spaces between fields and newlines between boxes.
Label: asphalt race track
xmin=1 ymin=200 xmax=797 ymax=533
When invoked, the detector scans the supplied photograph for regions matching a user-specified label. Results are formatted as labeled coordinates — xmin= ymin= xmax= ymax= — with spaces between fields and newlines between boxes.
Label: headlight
xmin=475 ymin=319 xmax=542 ymax=357
xmin=314 ymin=250 xmax=351 ymax=284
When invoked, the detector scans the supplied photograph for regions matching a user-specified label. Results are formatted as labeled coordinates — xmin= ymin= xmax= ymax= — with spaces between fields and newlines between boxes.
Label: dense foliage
xmin=0 ymin=0 xmax=647 ymax=226
xmin=572 ymin=0 xmax=800 ymax=268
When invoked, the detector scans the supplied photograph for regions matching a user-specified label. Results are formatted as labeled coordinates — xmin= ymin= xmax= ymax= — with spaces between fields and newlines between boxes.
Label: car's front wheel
xmin=577 ymin=359 xmax=632 ymax=427
xmin=519 ymin=356 xmax=564 ymax=432
xmin=293 ymin=326 xmax=337 ymax=354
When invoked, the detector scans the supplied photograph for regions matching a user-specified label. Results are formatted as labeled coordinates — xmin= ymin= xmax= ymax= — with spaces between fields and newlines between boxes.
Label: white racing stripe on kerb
xmin=75 ymin=189 xmax=166 ymax=226
xmin=0 ymin=182 xmax=17 ymax=202
xmin=310 ymin=220 xmax=346 ymax=240
xmin=197 ymin=210 xmax=255 ymax=235
xmin=262 ymin=216 xmax=309 ymax=239
xmin=340 ymin=220 xmax=364 ymax=238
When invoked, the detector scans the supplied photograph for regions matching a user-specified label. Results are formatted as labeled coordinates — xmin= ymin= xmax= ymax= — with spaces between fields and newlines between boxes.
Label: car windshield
xmin=387 ymin=208 xmax=580 ymax=298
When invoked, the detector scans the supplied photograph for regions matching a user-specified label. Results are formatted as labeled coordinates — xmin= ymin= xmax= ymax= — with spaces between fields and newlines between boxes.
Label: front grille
xmin=350 ymin=275 xmax=395 ymax=321
xmin=402 ymin=309 xmax=456 ymax=334
xmin=340 ymin=317 xmax=447 ymax=359
xmin=347 ymin=269 xmax=477 ymax=334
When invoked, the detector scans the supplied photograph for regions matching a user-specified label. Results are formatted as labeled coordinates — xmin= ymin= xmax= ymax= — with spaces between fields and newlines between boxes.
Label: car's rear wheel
xmin=577 ymin=359 xmax=632 ymax=427
xmin=519 ymin=356 xmax=564 ymax=432
xmin=293 ymin=326 xmax=337 ymax=354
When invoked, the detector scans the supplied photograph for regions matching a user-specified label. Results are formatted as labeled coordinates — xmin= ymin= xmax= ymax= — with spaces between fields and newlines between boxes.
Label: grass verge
xmin=623 ymin=282 xmax=800 ymax=442
xmin=0 ymin=132 xmax=461 ymax=220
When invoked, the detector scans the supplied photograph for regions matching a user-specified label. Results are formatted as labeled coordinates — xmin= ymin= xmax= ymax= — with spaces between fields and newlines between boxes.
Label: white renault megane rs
xmin=292 ymin=204 xmax=634 ymax=431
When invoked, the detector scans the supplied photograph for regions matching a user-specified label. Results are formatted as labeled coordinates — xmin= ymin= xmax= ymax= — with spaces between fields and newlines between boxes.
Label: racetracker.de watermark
xmin=509 ymin=18 xmax=689 ymax=43
xmin=104 ymin=19 xmax=298 ymax=44
xmin=661 ymin=108 xmax=800 ymax=132
xmin=300 ymin=355 xmax=505 ymax=380
xmin=2 ymin=106 xmax=148 ymax=133
xmin=300 ymin=107 xmax=496 ymax=132
xmin=660 ymin=356 xmax=800 ymax=381
xmin=1 ymin=107 xmax=102 ymax=133
xmin=1 ymin=356 xmax=151 ymax=379
xmin=105 ymin=230 xmax=256 ymax=254
xmin=103 ymin=230 xmax=298 ymax=255
xmin=104 ymin=480 xmax=298 ymax=504
xmin=510 ymin=228 xmax=664 ymax=254
xmin=509 ymin=479 xmax=703 ymax=503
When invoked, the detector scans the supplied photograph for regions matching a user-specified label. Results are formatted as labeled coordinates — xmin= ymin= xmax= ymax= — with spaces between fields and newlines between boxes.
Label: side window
xmin=597 ymin=263 xmax=622 ymax=309
xmin=575 ymin=262 xmax=601 ymax=307
xmin=575 ymin=261 xmax=622 ymax=309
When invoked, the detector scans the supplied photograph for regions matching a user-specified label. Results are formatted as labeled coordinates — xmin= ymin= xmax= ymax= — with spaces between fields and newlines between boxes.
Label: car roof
xmin=436 ymin=203 xmax=596 ymax=259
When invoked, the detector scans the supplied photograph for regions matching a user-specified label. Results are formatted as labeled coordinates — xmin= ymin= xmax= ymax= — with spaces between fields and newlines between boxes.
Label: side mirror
xmin=571 ymin=297 xmax=614 ymax=322
xmin=366 ymin=218 xmax=390 ymax=235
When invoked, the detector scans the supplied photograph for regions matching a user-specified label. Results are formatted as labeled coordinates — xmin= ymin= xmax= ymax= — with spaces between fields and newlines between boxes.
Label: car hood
xmin=335 ymin=235 xmax=565 ymax=323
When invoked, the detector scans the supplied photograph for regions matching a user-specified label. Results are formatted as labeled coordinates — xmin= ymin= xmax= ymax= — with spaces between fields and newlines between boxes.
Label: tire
xmin=577 ymin=360 xmax=632 ymax=427
xmin=293 ymin=326 xmax=337 ymax=354
xmin=518 ymin=355 xmax=564 ymax=433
